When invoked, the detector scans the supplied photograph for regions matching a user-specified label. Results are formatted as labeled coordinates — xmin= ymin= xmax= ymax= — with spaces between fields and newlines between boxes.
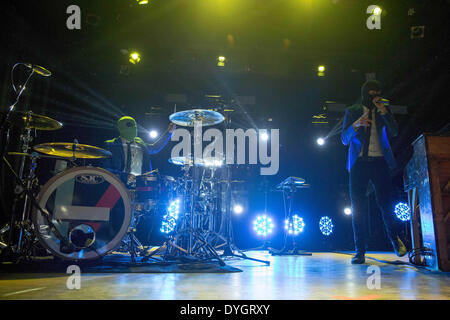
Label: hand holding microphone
xmin=372 ymin=96 xmax=388 ymax=115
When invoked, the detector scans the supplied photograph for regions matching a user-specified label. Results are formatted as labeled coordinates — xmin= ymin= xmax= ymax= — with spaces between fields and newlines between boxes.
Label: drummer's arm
xmin=147 ymin=123 xmax=176 ymax=155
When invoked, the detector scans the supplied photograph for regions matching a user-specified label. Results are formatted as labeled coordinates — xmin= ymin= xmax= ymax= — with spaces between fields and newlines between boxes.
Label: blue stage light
xmin=253 ymin=215 xmax=274 ymax=236
xmin=319 ymin=216 xmax=334 ymax=236
xmin=160 ymin=199 xmax=181 ymax=234
xmin=284 ymin=214 xmax=305 ymax=235
xmin=394 ymin=202 xmax=410 ymax=221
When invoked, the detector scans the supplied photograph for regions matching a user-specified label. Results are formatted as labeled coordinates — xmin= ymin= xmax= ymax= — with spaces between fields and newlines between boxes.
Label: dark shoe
xmin=351 ymin=253 xmax=365 ymax=264
xmin=392 ymin=236 xmax=407 ymax=257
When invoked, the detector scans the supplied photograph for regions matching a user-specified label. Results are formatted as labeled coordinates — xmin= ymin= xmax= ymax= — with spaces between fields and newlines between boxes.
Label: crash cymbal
xmin=33 ymin=143 xmax=112 ymax=159
xmin=10 ymin=111 xmax=62 ymax=131
xmin=169 ymin=109 xmax=224 ymax=127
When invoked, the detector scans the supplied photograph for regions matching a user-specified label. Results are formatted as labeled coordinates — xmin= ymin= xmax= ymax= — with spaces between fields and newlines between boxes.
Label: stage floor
xmin=0 ymin=251 xmax=449 ymax=300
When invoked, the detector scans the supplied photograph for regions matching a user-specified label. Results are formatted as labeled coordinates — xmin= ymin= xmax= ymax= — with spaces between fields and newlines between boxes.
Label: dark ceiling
xmin=1 ymin=0 xmax=449 ymax=163
xmin=1 ymin=0 xmax=449 ymax=250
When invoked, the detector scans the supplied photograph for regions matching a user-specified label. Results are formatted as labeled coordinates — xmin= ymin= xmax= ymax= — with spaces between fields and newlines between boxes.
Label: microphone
xmin=375 ymin=98 xmax=390 ymax=105
xmin=23 ymin=63 xmax=52 ymax=77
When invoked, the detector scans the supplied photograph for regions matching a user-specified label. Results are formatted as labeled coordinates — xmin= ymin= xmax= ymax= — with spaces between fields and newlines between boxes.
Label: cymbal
xmin=169 ymin=109 xmax=225 ymax=127
xmin=168 ymin=156 xmax=224 ymax=167
xmin=7 ymin=151 xmax=69 ymax=160
xmin=169 ymin=156 xmax=195 ymax=166
xmin=33 ymin=143 xmax=112 ymax=159
xmin=10 ymin=111 xmax=62 ymax=131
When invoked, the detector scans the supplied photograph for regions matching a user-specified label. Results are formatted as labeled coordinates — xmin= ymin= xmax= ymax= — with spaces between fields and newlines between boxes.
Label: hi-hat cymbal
xmin=169 ymin=109 xmax=224 ymax=127
xmin=33 ymin=143 xmax=112 ymax=159
xmin=10 ymin=111 xmax=62 ymax=131
xmin=7 ymin=151 xmax=68 ymax=160
xmin=168 ymin=156 xmax=224 ymax=167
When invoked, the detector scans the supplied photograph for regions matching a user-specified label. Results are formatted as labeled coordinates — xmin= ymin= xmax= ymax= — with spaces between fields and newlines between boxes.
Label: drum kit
xmin=0 ymin=106 xmax=264 ymax=266
xmin=0 ymin=63 xmax=269 ymax=266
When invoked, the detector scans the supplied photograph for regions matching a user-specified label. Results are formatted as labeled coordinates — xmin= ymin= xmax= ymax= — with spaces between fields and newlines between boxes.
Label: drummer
xmin=103 ymin=116 xmax=175 ymax=186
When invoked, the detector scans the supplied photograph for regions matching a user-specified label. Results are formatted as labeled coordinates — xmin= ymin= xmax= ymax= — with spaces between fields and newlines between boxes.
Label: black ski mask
xmin=361 ymin=80 xmax=382 ymax=109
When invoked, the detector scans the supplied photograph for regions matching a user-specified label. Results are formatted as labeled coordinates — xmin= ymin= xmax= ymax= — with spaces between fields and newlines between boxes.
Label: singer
xmin=341 ymin=80 xmax=407 ymax=264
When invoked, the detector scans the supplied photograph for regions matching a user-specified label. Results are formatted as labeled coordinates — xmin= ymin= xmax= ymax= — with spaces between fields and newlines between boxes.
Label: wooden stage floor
xmin=0 ymin=251 xmax=449 ymax=300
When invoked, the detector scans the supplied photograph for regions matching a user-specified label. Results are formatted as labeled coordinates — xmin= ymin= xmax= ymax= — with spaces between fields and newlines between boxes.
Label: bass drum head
xmin=32 ymin=167 xmax=131 ymax=261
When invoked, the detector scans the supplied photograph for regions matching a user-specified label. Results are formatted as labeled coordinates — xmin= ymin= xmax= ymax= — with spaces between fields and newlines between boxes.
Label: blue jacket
xmin=341 ymin=104 xmax=398 ymax=172
xmin=102 ymin=131 xmax=172 ymax=180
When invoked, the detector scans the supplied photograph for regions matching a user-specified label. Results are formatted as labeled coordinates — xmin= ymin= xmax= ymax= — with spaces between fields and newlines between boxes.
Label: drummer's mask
xmin=117 ymin=116 xmax=137 ymax=141
xmin=361 ymin=80 xmax=382 ymax=109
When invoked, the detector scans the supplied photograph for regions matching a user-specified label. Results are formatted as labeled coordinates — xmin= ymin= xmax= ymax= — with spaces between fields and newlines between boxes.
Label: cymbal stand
xmin=0 ymin=65 xmax=72 ymax=259
xmin=219 ymin=108 xmax=270 ymax=265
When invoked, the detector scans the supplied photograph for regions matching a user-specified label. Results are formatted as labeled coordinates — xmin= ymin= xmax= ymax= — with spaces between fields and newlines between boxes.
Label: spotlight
xmin=317 ymin=137 xmax=325 ymax=146
xmin=394 ymin=202 xmax=410 ymax=221
xmin=253 ymin=215 xmax=274 ymax=237
xmin=161 ymin=199 xmax=181 ymax=234
xmin=372 ymin=6 xmax=382 ymax=15
xmin=233 ymin=204 xmax=244 ymax=215
xmin=344 ymin=207 xmax=352 ymax=215
xmin=129 ymin=51 xmax=141 ymax=64
xmin=319 ymin=216 xmax=334 ymax=236
xmin=149 ymin=130 xmax=158 ymax=139
xmin=217 ymin=56 xmax=226 ymax=67
xmin=317 ymin=65 xmax=326 ymax=77
xmin=137 ymin=0 xmax=149 ymax=5
xmin=260 ymin=132 xmax=269 ymax=141
xmin=284 ymin=214 xmax=305 ymax=236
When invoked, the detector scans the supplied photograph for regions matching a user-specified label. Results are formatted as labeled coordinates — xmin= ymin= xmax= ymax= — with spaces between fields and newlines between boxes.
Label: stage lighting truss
xmin=253 ymin=215 xmax=274 ymax=237
xmin=160 ymin=199 xmax=181 ymax=234
xmin=319 ymin=216 xmax=334 ymax=236
xmin=394 ymin=202 xmax=411 ymax=221
xmin=284 ymin=214 xmax=305 ymax=236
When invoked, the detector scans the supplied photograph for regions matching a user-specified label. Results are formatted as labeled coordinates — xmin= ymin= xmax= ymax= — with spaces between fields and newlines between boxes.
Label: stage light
xmin=319 ymin=216 xmax=334 ymax=236
xmin=344 ymin=207 xmax=352 ymax=215
xmin=317 ymin=137 xmax=325 ymax=146
xmin=284 ymin=214 xmax=305 ymax=236
xmin=372 ymin=6 xmax=382 ymax=15
xmin=260 ymin=132 xmax=269 ymax=141
xmin=395 ymin=202 xmax=410 ymax=221
xmin=129 ymin=51 xmax=141 ymax=64
xmin=253 ymin=215 xmax=274 ymax=237
xmin=149 ymin=130 xmax=158 ymax=139
xmin=137 ymin=0 xmax=149 ymax=5
xmin=161 ymin=199 xmax=181 ymax=234
xmin=233 ymin=204 xmax=244 ymax=215
xmin=317 ymin=65 xmax=326 ymax=77
xmin=217 ymin=56 xmax=226 ymax=67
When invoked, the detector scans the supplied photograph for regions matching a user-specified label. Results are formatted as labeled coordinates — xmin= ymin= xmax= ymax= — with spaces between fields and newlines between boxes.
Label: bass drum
xmin=32 ymin=167 xmax=131 ymax=261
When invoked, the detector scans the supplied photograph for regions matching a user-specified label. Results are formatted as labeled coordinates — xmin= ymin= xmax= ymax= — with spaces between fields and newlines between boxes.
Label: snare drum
xmin=32 ymin=167 xmax=132 ymax=261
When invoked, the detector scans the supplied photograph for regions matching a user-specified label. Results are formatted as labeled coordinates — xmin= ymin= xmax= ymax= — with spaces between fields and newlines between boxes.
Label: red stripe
xmin=87 ymin=185 xmax=122 ymax=231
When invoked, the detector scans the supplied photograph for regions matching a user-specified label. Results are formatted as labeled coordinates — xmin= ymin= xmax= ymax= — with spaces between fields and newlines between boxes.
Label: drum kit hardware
xmin=0 ymin=63 xmax=268 ymax=266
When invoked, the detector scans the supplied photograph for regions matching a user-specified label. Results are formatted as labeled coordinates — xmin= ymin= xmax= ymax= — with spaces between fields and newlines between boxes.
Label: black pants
xmin=349 ymin=157 xmax=398 ymax=254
